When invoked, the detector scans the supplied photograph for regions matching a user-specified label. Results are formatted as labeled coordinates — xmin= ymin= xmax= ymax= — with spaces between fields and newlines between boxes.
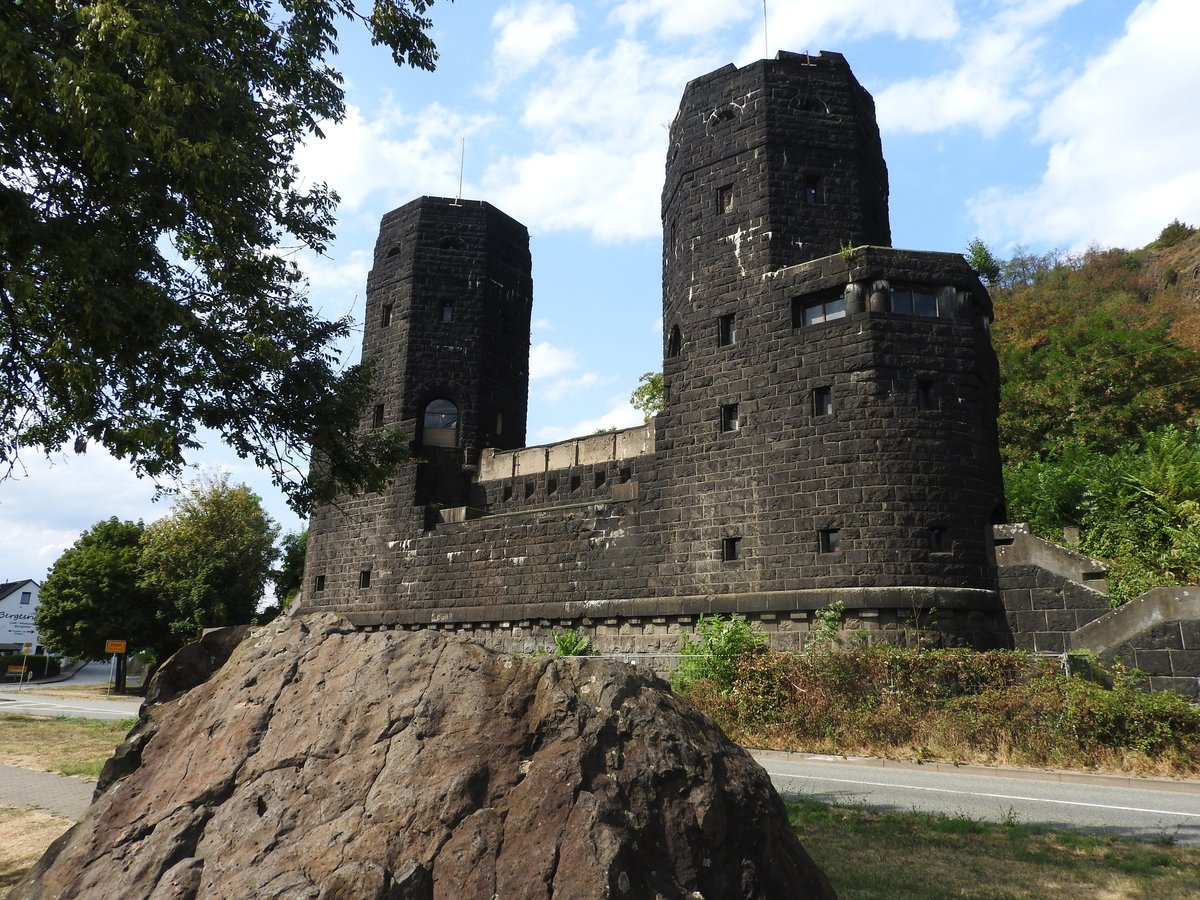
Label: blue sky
xmin=4 ymin=0 xmax=1200 ymax=586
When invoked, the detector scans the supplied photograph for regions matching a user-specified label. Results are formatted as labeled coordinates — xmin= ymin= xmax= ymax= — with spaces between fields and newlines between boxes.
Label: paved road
xmin=0 ymin=689 xmax=141 ymax=721
xmin=755 ymin=751 xmax=1200 ymax=845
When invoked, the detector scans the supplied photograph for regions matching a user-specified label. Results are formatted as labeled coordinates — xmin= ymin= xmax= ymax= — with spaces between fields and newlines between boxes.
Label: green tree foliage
xmin=630 ymin=371 xmax=664 ymax=421
xmin=965 ymin=237 xmax=1002 ymax=284
xmin=36 ymin=518 xmax=163 ymax=660
xmin=1005 ymin=427 xmax=1200 ymax=603
xmin=140 ymin=474 xmax=279 ymax=656
xmin=271 ymin=529 xmax=307 ymax=610
xmin=0 ymin=1 xmax=441 ymax=511
xmin=1148 ymin=219 xmax=1197 ymax=251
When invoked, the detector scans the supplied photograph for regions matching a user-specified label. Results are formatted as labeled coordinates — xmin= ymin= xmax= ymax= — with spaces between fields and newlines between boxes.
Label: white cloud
xmin=483 ymin=40 xmax=707 ymax=241
xmin=970 ymin=0 xmax=1200 ymax=250
xmin=534 ymin=400 xmax=643 ymax=443
xmin=610 ymin=0 xmax=755 ymax=40
xmin=538 ymin=371 xmax=600 ymax=402
xmin=736 ymin=0 xmax=960 ymax=64
xmin=529 ymin=341 xmax=579 ymax=379
xmin=493 ymin=2 xmax=579 ymax=75
xmin=875 ymin=0 xmax=1085 ymax=136
xmin=294 ymin=104 xmax=494 ymax=213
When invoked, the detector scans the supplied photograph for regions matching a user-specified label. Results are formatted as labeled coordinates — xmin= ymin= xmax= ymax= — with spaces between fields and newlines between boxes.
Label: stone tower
xmin=654 ymin=50 xmax=1005 ymax=606
xmin=304 ymin=198 xmax=533 ymax=602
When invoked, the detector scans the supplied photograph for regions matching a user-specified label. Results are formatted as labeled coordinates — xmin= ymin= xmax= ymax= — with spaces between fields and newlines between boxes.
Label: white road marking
xmin=765 ymin=771 xmax=1200 ymax=819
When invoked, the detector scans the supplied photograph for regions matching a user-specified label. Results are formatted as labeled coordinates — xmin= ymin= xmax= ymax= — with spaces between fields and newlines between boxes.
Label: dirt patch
xmin=0 ymin=808 xmax=72 ymax=897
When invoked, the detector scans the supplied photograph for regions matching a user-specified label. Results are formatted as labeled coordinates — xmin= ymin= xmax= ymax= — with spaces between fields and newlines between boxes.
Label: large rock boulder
xmin=18 ymin=615 xmax=833 ymax=899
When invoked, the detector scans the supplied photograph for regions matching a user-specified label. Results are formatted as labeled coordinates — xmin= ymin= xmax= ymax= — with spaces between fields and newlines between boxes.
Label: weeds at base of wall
xmin=679 ymin=639 xmax=1200 ymax=777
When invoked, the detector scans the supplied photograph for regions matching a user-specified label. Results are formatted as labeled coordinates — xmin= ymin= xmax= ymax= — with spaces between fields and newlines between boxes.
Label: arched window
xmin=423 ymin=399 xmax=459 ymax=447
xmin=667 ymin=324 xmax=682 ymax=358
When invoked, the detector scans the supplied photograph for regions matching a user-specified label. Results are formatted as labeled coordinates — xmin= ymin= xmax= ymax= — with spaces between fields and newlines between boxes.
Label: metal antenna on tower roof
xmin=763 ymin=0 xmax=769 ymax=59
xmin=450 ymin=139 xmax=465 ymax=207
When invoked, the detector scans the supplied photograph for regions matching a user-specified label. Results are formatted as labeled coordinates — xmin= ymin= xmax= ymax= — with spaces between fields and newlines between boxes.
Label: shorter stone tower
xmin=304 ymin=198 xmax=532 ymax=607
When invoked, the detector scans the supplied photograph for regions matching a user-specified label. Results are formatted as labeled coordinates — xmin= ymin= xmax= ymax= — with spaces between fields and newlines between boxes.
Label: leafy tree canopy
xmin=36 ymin=517 xmax=162 ymax=660
xmin=140 ymin=473 xmax=279 ymax=656
xmin=1148 ymin=218 xmax=1197 ymax=251
xmin=630 ymin=371 xmax=664 ymax=421
xmin=0 ymin=1 xmax=442 ymax=512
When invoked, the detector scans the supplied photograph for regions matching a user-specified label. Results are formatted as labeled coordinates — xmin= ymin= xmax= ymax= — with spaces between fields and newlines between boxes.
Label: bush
xmin=551 ymin=628 xmax=593 ymax=656
xmin=679 ymin=645 xmax=1200 ymax=775
xmin=670 ymin=614 xmax=767 ymax=694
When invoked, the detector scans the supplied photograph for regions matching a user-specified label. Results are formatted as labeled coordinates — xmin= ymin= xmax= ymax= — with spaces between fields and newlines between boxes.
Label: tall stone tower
xmin=654 ymin=51 xmax=1005 ymax=609
xmin=304 ymin=198 xmax=533 ymax=607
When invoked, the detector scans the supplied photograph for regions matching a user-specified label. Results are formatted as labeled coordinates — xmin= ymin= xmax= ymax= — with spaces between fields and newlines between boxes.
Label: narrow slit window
xmin=667 ymin=325 xmax=682 ymax=358
xmin=503 ymin=485 xmax=513 ymax=502
xmin=314 ymin=575 xmax=326 ymax=593
xmin=804 ymin=175 xmax=824 ymax=206
xmin=547 ymin=478 xmax=558 ymax=496
xmin=359 ymin=570 xmax=371 ymax=589
xmin=371 ymin=404 xmax=385 ymax=429
xmin=722 ymin=537 xmax=742 ymax=562
xmin=380 ymin=303 xmax=393 ymax=328
xmin=718 ymin=313 xmax=736 ymax=347
xmin=916 ymin=380 xmax=936 ymax=410
xmin=594 ymin=471 xmax=607 ymax=489
xmin=524 ymin=481 xmax=535 ymax=499
xmin=928 ymin=526 xmax=946 ymax=552
xmin=440 ymin=302 xmax=454 ymax=323
xmin=717 ymin=184 xmax=734 ymax=214
xmin=819 ymin=529 xmax=840 ymax=553
xmin=570 ymin=475 xmax=581 ymax=492
xmin=720 ymin=403 xmax=739 ymax=433
xmin=813 ymin=386 xmax=833 ymax=416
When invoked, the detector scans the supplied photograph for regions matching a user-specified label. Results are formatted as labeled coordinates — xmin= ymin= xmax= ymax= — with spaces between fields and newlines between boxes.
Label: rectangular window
xmin=813 ymin=386 xmax=833 ymax=416
xmin=720 ymin=403 xmax=739 ymax=432
xmin=717 ymin=184 xmax=734 ymax=214
xmin=928 ymin=526 xmax=946 ymax=552
xmin=314 ymin=575 xmax=326 ymax=593
xmin=594 ymin=471 xmax=607 ymax=489
xmin=19 ymin=591 xmax=31 ymax=605
xmin=570 ymin=475 xmax=581 ymax=493
xmin=371 ymin=404 xmax=385 ymax=428
xmin=890 ymin=286 xmax=939 ymax=317
xmin=718 ymin=313 xmax=736 ymax=347
xmin=916 ymin=380 xmax=936 ymax=410
xmin=440 ymin=302 xmax=454 ymax=323
xmin=795 ymin=294 xmax=846 ymax=328
xmin=619 ymin=466 xmax=632 ymax=483
xmin=524 ymin=481 xmax=535 ymax=499
xmin=819 ymin=529 xmax=840 ymax=553
xmin=722 ymin=537 xmax=742 ymax=562
xmin=547 ymin=478 xmax=558 ymax=496
xmin=804 ymin=175 xmax=824 ymax=206
xmin=503 ymin=485 xmax=514 ymax=502
xmin=358 ymin=570 xmax=371 ymax=589
xmin=380 ymin=303 xmax=393 ymax=328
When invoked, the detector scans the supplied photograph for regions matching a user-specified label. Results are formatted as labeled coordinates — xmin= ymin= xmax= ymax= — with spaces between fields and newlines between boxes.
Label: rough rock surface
xmin=18 ymin=615 xmax=834 ymax=899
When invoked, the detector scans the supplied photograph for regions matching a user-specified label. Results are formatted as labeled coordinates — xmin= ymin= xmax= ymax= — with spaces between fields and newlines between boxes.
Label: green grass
xmin=788 ymin=798 xmax=1200 ymax=898
xmin=0 ymin=714 xmax=135 ymax=779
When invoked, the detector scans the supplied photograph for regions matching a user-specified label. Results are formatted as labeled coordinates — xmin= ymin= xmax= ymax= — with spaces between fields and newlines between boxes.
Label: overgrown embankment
xmin=680 ymin=645 xmax=1200 ymax=777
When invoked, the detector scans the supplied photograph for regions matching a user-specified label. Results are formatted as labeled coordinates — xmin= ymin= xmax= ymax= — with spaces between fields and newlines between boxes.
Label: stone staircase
xmin=994 ymin=524 xmax=1200 ymax=696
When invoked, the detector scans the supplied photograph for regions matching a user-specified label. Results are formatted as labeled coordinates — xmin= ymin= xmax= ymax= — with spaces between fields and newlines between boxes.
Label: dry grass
xmin=0 ymin=715 xmax=134 ymax=779
xmin=791 ymin=799 xmax=1200 ymax=899
xmin=0 ymin=807 xmax=72 ymax=897
xmin=17 ymin=682 xmax=136 ymax=701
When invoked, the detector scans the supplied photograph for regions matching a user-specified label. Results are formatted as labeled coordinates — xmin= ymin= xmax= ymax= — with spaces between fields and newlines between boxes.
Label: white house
xmin=0 ymin=580 xmax=42 ymax=654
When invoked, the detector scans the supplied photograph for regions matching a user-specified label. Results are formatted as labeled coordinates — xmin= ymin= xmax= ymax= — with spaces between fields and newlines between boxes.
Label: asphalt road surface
xmin=755 ymin=751 xmax=1200 ymax=845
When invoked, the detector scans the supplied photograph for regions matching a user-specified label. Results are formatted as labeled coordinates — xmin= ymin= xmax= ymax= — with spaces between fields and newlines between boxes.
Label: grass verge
xmin=789 ymin=797 xmax=1200 ymax=898
xmin=0 ymin=807 xmax=73 ymax=898
xmin=0 ymin=715 xmax=134 ymax=779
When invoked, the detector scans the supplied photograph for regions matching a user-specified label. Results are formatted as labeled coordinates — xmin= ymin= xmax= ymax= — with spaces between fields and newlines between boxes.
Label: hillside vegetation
xmin=989 ymin=222 xmax=1200 ymax=601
